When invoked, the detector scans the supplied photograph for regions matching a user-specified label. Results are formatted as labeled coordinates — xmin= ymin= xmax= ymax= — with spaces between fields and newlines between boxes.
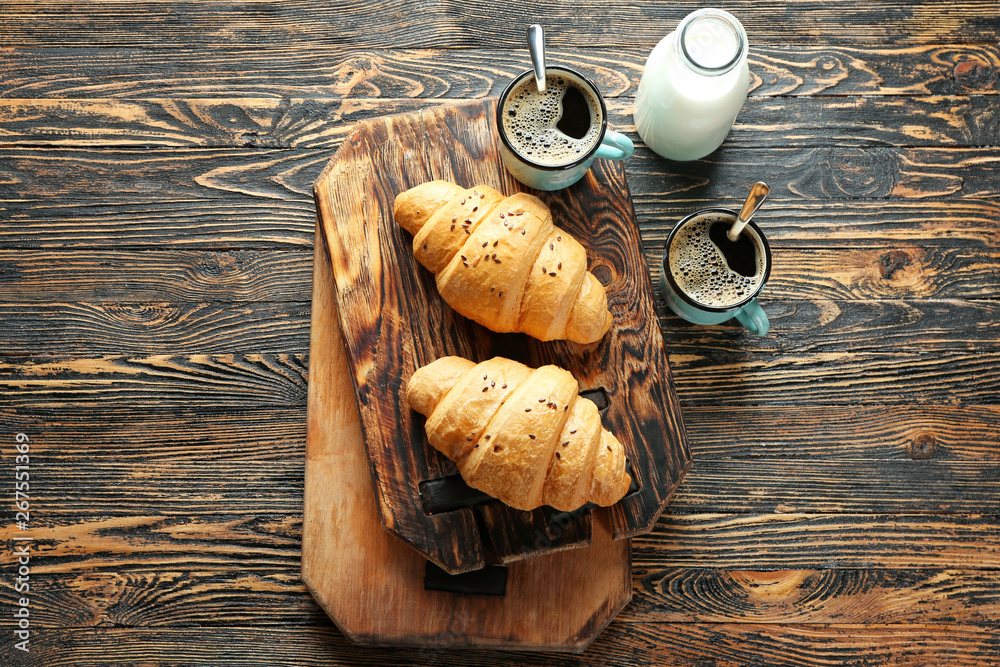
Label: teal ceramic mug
xmin=496 ymin=65 xmax=634 ymax=191
xmin=659 ymin=207 xmax=771 ymax=336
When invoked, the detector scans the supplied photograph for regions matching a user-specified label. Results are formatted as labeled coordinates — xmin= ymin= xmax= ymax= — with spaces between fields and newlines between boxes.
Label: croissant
xmin=407 ymin=355 xmax=631 ymax=512
xmin=393 ymin=181 xmax=613 ymax=344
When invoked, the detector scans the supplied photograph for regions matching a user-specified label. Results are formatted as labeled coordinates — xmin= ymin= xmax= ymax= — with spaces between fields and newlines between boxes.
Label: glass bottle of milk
xmin=633 ymin=8 xmax=750 ymax=161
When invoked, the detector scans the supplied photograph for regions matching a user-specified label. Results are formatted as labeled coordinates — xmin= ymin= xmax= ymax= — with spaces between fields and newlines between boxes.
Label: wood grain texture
xmin=303 ymin=222 xmax=631 ymax=651
xmin=653 ymin=248 xmax=1000 ymax=301
xmin=3 ymin=404 xmax=996 ymax=462
xmin=2 ymin=45 xmax=998 ymax=99
xmin=0 ymin=567 xmax=323 ymax=628
xmin=4 ymin=624 xmax=999 ymax=666
xmin=5 ymin=246 xmax=999 ymax=308
xmin=11 ymin=461 xmax=304 ymax=517
xmin=1 ymin=564 xmax=996 ymax=630
xmin=626 ymin=567 xmax=1000 ymax=624
xmin=11 ymin=456 xmax=999 ymax=519
xmin=7 ymin=511 xmax=998 ymax=575
xmin=5 ymin=147 xmax=1000 ymax=214
xmin=0 ymin=147 xmax=329 ymax=201
xmin=314 ymin=100 xmax=689 ymax=572
xmin=770 ymin=245 xmax=1000 ymax=300
xmin=315 ymin=104 xmax=489 ymax=574
xmin=4 ymin=350 xmax=1000 ymax=409
xmin=670 ymin=459 xmax=1000 ymax=514
xmin=2 ymin=0 xmax=999 ymax=662
xmin=1 ymin=298 xmax=997 ymax=357
xmin=634 ymin=514 xmax=1000 ymax=569
xmin=0 ymin=302 xmax=311 ymax=354
xmin=0 ymin=250 xmax=313 ymax=302
xmin=0 ymin=354 xmax=308 ymax=408
xmin=667 ymin=350 xmax=1000 ymax=406
xmin=0 ymin=404 xmax=996 ymax=522
xmin=2 ymin=1 xmax=998 ymax=47
xmin=640 ymin=199 xmax=1000 ymax=249
xmin=0 ymin=406 xmax=308 ymax=461
xmin=659 ymin=299 xmax=1000 ymax=353
xmin=629 ymin=146 xmax=1000 ymax=200
xmin=0 ymin=199 xmax=317 ymax=249
xmin=2 ymin=197 xmax=997 ymax=251
xmin=682 ymin=405 xmax=1000 ymax=460
xmin=0 ymin=98 xmax=430 ymax=148
xmin=3 ymin=96 xmax=999 ymax=149
xmin=591 ymin=622 xmax=1000 ymax=667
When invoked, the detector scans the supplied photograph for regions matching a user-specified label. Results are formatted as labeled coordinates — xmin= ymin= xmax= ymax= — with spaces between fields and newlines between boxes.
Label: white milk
xmin=634 ymin=9 xmax=750 ymax=161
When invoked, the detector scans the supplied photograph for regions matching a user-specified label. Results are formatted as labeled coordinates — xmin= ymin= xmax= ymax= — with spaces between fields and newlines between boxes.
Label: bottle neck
xmin=672 ymin=8 xmax=748 ymax=78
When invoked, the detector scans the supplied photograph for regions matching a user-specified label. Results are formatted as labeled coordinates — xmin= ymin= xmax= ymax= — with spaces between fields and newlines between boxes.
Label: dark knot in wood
xmin=789 ymin=148 xmax=894 ymax=198
xmin=835 ymin=149 xmax=885 ymax=196
xmin=199 ymin=251 xmax=242 ymax=277
xmin=911 ymin=433 xmax=936 ymax=459
xmin=816 ymin=55 xmax=841 ymax=72
xmin=954 ymin=59 xmax=995 ymax=89
xmin=591 ymin=264 xmax=613 ymax=286
xmin=879 ymin=250 xmax=912 ymax=280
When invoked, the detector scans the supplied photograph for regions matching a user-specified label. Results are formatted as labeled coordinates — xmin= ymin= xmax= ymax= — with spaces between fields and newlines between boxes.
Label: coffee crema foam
xmin=669 ymin=214 xmax=766 ymax=308
xmin=501 ymin=74 xmax=603 ymax=167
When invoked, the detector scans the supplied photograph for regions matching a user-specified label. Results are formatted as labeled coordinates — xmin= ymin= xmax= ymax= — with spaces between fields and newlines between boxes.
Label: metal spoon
xmin=527 ymin=24 xmax=546 ymax=92
xmin=728 ymin=181 xmax=769 ymax=241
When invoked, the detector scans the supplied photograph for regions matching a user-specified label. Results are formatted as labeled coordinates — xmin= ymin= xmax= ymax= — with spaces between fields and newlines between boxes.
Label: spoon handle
xmin=728 ymin=181 xmax=769 ymax=241
xmin=527 ymin=24 xmax=546 ymax=92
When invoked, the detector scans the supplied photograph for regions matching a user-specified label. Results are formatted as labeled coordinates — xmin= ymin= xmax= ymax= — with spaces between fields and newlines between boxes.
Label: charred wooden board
xmin=312 ymin=99 xmax=689 ymax=574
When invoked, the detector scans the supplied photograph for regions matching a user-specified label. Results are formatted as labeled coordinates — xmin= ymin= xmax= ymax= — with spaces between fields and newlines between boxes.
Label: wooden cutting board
xmin=311 ymin=100 xmax=690 ymax=575
xmin=302 ymin=223 xmax=632 ymax=651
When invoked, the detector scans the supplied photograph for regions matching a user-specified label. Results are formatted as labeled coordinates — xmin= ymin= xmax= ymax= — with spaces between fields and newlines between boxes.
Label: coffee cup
xmin=659 ymin=207 xmax=771 ymax=336
xmin=496 ymin=65 xmax=634 ymax=191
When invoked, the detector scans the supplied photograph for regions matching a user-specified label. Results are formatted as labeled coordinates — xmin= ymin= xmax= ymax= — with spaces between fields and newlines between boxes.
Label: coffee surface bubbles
xmin=668 ymin=214 xmax=766 ymax=308
xmin=501 ymin=74 xmax=603 ymax=167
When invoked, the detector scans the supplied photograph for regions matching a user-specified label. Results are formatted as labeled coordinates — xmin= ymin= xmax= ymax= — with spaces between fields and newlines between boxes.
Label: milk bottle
xmin=633 ymin=9 xmax=750 ymax=161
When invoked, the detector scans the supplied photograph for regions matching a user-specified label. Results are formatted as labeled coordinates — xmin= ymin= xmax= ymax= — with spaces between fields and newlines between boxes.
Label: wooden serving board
xmin=311 ymin=100 xmax=690 ymax=575
xmin=302 ymin=223 xmax=632 ymax=651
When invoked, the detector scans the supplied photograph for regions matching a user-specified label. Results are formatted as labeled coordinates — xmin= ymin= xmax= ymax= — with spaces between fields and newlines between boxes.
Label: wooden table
xmin=2 ymin=3 xmax=998 ymax=664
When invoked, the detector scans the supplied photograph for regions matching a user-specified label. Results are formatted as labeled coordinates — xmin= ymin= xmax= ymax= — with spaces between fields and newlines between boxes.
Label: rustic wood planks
xmin=3 ymin=1 xmax=998 ymax=47
xmin=2 ymin=0 xmax=999 ymax=662
xmin=3 ymin=45 xmax=999 ymax=99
